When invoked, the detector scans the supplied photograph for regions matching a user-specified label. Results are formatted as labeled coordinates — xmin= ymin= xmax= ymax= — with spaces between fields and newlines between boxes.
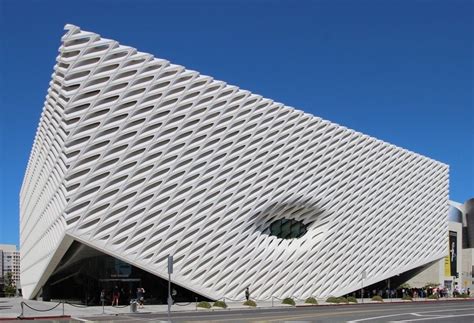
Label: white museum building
xmin=20 ymin=25 xmax=450 ymax=303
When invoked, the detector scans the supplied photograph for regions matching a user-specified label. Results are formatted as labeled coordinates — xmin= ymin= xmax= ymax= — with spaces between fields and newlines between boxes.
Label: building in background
xmin=406 ymin=199 xmax=474 ymax=293
xmin=0 ymin=244 xmax=21 ymax=292
xmin=20 ymin=24 xmax=449 ymax=303
xmin=461 ymin=199 xmax=474 ymax=292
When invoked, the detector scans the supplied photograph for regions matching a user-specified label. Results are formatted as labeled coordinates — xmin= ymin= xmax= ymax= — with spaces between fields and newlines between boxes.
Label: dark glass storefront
xmin=41 ymin=241 xmax=209 ymax=305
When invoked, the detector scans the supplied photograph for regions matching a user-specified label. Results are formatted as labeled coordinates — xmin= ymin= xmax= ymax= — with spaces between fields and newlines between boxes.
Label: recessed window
xmin=265 ymin=218 xmax=308 ymax=239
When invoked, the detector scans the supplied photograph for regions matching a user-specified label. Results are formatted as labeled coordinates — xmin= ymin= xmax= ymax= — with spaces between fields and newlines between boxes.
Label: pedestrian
xmin=245 ymin=287 xmax=250 ymax=301
xmin=127 ymin=288 xmax=133 ymax=303
xmin=112 ymin=285 xmax=120 ymax=306
xmin=137 ymin=287 xmax=145 ymax=308
xmin=100 ymin=289 xmax=105 ymax=305
xmin=172 ymin=288 xmax=177 ymax=304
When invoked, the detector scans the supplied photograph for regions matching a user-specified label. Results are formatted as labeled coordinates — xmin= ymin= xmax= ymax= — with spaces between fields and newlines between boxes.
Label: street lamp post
xmin=168 ymin=255 xmax=173 ymax=321
xmin=388 ymin=278 xmax=391 ymax=302
xmin=361 ymin=271 xmax=366 ymax=304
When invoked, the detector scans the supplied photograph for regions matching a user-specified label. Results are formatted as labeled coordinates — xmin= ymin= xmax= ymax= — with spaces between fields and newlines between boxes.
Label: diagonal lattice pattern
xmin=20 ymin=24 xmax=449 ymax=300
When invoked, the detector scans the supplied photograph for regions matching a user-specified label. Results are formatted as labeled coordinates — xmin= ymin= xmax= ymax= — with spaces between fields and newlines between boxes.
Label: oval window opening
xmin=265 ymin=218 xmax=308 ymax=239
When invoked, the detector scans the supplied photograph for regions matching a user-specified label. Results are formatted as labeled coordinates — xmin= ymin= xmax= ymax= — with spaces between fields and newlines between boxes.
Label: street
xmin=79 ymin=300 xmax=474 ymax=322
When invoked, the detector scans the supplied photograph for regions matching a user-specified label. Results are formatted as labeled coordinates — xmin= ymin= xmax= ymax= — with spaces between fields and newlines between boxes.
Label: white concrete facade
xmin=20 ymin=24 xmax=449 ymax=301
xmin=406 ymin=220 xmax=462 ymax=290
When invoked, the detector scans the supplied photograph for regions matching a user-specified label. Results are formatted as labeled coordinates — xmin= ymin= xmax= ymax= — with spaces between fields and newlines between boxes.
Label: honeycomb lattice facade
xmin=20 ymin=24 xmax=449 ymax=300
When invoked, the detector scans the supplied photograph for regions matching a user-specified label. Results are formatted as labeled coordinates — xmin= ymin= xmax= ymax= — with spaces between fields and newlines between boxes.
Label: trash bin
xmin=130 ymin=300 xmax=138 ymax=313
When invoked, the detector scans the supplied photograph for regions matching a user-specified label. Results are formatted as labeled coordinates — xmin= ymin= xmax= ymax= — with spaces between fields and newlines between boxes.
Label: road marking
xmin=390 ymin=313 xmax=474 ymax=322
xmin=406 ymin=313 xmax=448 ymax=317
xmin=348 ymin=307 xmax=474 ymax=322
xmin=161 ymin=304 xmax=474 ymax=320
xmin=156 ymin=305 xmax=473 ymax=322
xmin=75 ymin=304 xmax=474 ymax=322
xmin=347 ymin=313 xmax=412 ymax=322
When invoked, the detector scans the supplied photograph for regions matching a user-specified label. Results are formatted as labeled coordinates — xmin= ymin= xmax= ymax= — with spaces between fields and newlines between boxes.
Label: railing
xmin=18 ymin=300 xmax=64 ymax=319
xmin=18 ymin=299 xmax=131 ymax=318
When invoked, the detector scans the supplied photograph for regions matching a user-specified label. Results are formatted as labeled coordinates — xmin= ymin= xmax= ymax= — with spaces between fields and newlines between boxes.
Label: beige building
xmin=406 ymin=200 xmax=474 ymax=293
xmin=0 ymin=244 xmax=21 ymax=290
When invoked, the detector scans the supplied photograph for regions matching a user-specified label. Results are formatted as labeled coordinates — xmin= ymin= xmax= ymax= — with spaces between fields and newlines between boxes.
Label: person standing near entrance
xmin=245 ymin=287 xmax=250 ymax=301
xmin=100 ymin=289 xmax=105 ymax=305
xmin=171 ymin=288 xmax=177 ymax=304
xmin=112 ymin=285 xmax=120 ymax=306
xmin=137 ymin=287 xmax=145 ymax=308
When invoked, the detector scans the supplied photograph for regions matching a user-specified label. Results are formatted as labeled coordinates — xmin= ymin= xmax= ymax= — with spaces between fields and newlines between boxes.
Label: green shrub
xmin=243 ymin=299 xmax=257 ymax=307
xmin=305 ymin=297 xmax=318 ymax=304
xmin=282 ymin=297 xmax=295 ymax=306
xmin=427 ymin=294 xmax=439 ymax=300
xmin=402 ymin=295 xmax=413 ymax=301
xmin=371 ymin=295 xmax=383 ymax=302
xmin=337 ymin=297 xmax=348 ymax=303
xmin=326 ymin=296 xmax=340 ymax=304
xmin=213 ymin=300 xmax=227 ymax=308
xmin=197 ymin=301 xmax=211 ymax=309
xmin=347 ymin=296 xmax=358 ymax=303
xmin=458 ymin=293 xmax=470 ymax=298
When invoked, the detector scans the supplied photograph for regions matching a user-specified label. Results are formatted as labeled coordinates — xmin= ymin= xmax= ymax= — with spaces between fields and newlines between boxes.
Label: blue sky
xmin=0 ymin=0 xmax=472 ymax=246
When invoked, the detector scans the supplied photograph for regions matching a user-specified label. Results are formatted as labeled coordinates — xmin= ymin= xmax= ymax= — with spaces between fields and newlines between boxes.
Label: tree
xmin=398 ymin=283 xmax=411 ymax=289
xmin=423 ymin=282 xmax=438 ymax=289
xmin=3 ymin=272 xmax=16 ymax=297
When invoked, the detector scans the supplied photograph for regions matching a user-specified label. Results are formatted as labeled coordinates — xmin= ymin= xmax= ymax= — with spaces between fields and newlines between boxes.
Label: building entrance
xmin=40 ymin=241 xmax=208 ymax=305
xmin=98 ymin=278 xmax=141 ymax=305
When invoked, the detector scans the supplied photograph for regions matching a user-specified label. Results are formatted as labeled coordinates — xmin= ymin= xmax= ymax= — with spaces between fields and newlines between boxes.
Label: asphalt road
xmin=77 ymin=300 xmax=474 ymax=322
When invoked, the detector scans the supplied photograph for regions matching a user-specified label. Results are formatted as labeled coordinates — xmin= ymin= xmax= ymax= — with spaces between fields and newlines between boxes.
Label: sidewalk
xmin=0 ymin=296 xmax=472 ymax=320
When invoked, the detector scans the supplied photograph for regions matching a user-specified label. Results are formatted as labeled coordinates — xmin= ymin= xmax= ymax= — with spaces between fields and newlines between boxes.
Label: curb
xmin=295 ymin=298 xmax=474 ymax=307
xmin=0 ymin=315 xmax=71 ymax=320
xmin=83 ymin=299 xmax=474 ymax=316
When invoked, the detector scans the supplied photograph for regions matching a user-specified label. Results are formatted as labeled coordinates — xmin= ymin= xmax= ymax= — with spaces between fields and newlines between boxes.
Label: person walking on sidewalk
xmin=245 ymin=287 xmax=250 ymax=301
xmin=100 ymin=289 xmax=105 ymax=305
xmin=112 ymin=285 xmax=120 ymax=306
xmin=171 ymin=288 xmax=177 ymax=304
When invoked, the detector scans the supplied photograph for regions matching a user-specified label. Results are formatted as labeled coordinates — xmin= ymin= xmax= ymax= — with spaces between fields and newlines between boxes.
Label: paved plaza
xmin=0 ymin=297 xmax=473 ymax=322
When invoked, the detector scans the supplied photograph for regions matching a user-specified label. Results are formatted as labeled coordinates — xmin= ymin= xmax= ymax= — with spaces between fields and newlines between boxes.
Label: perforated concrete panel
xmin=20 ymin=24 xmax=449 ymax=300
